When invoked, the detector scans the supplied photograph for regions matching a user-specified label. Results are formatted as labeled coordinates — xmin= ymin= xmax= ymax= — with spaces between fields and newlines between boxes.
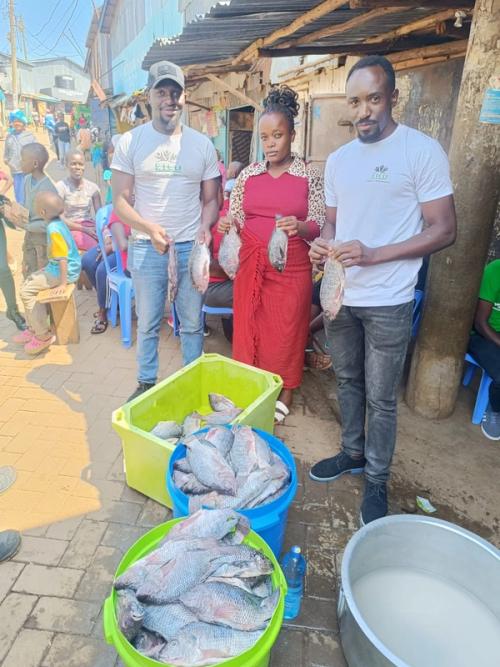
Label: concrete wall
xmin=0 ymin=55 xmax=35 ymax=96
xmin=31 ymin=59 xmax=90 ymax=101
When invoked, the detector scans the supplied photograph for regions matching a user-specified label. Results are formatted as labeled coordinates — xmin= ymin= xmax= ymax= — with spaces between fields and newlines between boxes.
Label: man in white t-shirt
xmin=309 ymin=55 xmax=457 ymax=525
xmin=112 ymin=61 xmax=220 ymax=402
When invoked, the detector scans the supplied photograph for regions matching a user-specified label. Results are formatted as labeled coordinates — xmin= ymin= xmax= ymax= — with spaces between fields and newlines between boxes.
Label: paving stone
xmin=101 ymin=522 xmax=146 ymax=553
xmin=107 ymin=455 xmax=126 ymax=482
xmin=270 ymin=626 xmax=306 ymax=667
xmin=60 ymin=520 xmax=108 ymax=569
xmin=0 ymin=593 xmax=38 ymax=662
xmin=288 ymin=501 xmax=332 ymax=528
xmin=136 ymin=498 xmax=171 ymax=527
xmin=87 ymin=500 xmax=142 ymax=524
xmin=285 ymin=595 xmax=336 ymax=632
xmin=0 ymin=561 xmax=25 ymax=602
xmin=13 ymin=563 xmax=84 ymax=597
xmin=46 ymin=516 xmax=83 ymax=541
xmin=42 ymin=633 xmax=117 ymax=667
xmin=23 ymin=524 xmax=49 ymax=537
xmin=27 ymin=597 xmax=100 ymax=635
xmin=120 ymin=485 xmax=148 ymax=504
xmin=305 ymin=629 xmax=347 ymax=667
xmin=75 ymin=546 xmax=122 ymax=602
xmin=281 ymin=520 xmax=307 ymax=555
xmin=2 ymin=628 xmax=53 ymax=667
xmin=14 ymin=535 xmax=69 ymax=566
xmin=305 ymin=547 xmax=337 ymax=600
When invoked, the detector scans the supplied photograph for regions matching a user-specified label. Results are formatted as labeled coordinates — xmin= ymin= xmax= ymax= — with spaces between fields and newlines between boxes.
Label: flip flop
xmin=90 ymin=319 xmax=108 ymax=334
xmin=274 ymin=400 xmax=290 ymax=425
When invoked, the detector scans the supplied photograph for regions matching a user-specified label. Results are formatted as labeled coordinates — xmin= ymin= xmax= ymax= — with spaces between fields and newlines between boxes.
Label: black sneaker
xmin=360 ymin=481 xmax=388 ymax=526
xmin=127 ymin=382 xmax=155 ymax=403
xmin=6 ymin=308 xmax=27 ymax=331
xmin=309 ymin=451 xmax=366 ymax=482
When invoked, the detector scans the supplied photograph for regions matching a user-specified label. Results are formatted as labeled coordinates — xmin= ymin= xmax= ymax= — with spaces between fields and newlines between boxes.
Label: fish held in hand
xmin=320 ymin=251 xmax=345 ymax=320
xmin=218 ymin=226 xmax=241 ymax=280
xmin=189 ymin=242 xmax=210 ymax=293
xmin=159 ymin=622 xmax=262 ymax=666
xmin=181 ymin=581 xmax=280 ymax=631
xmin=268 ymin=226 xmax=288 ymax=273
xmin=115 ymin=589 xmax=144 ymax=641
xmin=168 ymin=241 xmax=178 ymax=302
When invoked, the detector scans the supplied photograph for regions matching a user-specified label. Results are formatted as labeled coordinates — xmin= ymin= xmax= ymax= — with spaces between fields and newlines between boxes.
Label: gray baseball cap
xmin=148 ymin=61 xmax=185 ymax=90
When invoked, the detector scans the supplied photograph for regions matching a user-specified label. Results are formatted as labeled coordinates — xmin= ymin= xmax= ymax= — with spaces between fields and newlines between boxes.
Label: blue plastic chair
xmin=412 ymin=289 xmax=424 ymax=338
xmin=95 ymin=205 xmax=135 ymax=348
xmin=170 ymin=304 xmax=233 ymax=339
xmin=463 ymin=352 xmax=493 ymax=424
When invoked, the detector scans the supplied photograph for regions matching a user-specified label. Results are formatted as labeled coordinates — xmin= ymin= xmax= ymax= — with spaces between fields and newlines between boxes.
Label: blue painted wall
xmin=111 ymin=2 xmax=182 ymax=95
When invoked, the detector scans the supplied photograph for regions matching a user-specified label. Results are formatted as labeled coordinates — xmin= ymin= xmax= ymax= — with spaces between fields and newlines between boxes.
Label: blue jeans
xmin=129 ymin=239 xmax=204 ymax=383
xmin=13 ymin=173 xmax=25 ymax=204
xmin=81 ymin=246 xmax=117 ymax=310
xmin=325 ymin=302 xmax=413 ymax=484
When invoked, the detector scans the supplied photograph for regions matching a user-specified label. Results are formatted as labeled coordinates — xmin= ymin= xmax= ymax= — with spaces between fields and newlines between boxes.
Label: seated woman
xmin=81 ymin=209 xmax=131 ymax=334
xmin=56 ymin=149 xmax=102 ymax=252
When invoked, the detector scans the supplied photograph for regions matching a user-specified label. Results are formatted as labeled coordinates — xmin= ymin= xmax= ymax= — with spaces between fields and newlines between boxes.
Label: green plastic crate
xmin=112 ymin=353 xmax=283 ymax=508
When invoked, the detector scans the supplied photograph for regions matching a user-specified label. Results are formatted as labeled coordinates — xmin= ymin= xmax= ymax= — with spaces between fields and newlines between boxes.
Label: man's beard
xmin=356 ymin=122 xmax=381 ymax=144
xmin=159 ymin=110 xmax=182 ymax=131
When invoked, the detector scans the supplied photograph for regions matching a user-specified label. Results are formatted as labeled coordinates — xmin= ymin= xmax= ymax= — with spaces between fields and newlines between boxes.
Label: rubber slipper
xmin=90 ymin=319 xmax=108 ymax=335
xmin=274 ymin=400 xmax=290 ymax=424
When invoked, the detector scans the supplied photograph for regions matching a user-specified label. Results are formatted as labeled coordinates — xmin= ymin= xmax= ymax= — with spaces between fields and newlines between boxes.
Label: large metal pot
xmin=338 ymin=515 xmax=500 ymax=667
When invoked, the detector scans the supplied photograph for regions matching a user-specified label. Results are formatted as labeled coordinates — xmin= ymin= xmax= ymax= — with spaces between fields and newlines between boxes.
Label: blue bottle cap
xmin=292 ymin=545 xmax=301 ymax=554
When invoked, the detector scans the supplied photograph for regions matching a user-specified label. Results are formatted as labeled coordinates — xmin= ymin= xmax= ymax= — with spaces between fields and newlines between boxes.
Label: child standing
xmin=14 ymin=192 xmax=81 ymax=355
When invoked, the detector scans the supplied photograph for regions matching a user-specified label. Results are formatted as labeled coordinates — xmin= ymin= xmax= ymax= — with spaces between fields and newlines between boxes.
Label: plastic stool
xmin=463 ymin=352 xmax=493 ymax=424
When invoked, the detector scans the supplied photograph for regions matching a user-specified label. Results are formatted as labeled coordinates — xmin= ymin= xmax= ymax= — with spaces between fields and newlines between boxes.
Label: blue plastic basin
xmin=166 ymin=427 xmax=297 ymax=557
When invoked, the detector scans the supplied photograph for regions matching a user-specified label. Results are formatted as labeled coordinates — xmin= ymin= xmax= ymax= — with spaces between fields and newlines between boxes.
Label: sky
xmin=0 ymin=0 xmax=95 ymax=66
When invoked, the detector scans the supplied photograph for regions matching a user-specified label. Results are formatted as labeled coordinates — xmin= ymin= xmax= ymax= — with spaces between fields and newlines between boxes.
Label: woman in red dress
xmin=219 ymin=86 xmax=325 ymax=422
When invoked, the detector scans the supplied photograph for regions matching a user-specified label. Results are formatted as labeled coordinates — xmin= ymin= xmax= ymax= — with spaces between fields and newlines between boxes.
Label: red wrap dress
xmin=229 ymin=156 xmax=325 ymax=389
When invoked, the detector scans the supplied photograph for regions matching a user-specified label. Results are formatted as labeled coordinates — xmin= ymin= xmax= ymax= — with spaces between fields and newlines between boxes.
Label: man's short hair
xmin=347 ymin=55 xmax=396 ymax=92
xmin=21 ymin=142 xmax=49 ymax=168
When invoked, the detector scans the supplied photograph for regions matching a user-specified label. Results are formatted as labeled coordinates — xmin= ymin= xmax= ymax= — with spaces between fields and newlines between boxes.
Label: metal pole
xmin=9 ymin=0 xmax=18 ymax=110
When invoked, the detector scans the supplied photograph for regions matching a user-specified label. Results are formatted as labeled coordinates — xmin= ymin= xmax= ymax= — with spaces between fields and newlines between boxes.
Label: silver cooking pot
xmin=338 ymin=515 xmax=500 ymax=667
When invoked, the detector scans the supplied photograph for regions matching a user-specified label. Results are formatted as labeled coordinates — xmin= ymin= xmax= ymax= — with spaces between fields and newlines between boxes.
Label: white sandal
xmin=274 ymin=400 xmax=290 ymax=424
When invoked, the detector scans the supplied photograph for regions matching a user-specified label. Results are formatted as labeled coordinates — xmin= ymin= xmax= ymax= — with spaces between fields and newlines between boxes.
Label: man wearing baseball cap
xmin=112 ymin=61 xmax=220 ymax=402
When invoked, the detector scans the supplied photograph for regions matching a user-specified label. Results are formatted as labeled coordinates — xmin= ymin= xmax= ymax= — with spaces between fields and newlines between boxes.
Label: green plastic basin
xmin=103 ymin=517 xmax=287 ymax=667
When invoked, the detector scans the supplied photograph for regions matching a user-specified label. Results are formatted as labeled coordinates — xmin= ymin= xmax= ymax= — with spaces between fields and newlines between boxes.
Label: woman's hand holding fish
xmin=218 ymin=214 xmax=236 ymax=235
xmin=309 ymin=237 xmax=331 ymax=265
xmin=276 ymin=215 xmax=301 ymax=237
xmin=332 ymin=240 xmax=375 ymax=267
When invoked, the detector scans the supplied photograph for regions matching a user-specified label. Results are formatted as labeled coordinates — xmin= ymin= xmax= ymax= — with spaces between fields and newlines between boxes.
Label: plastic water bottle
xmin=281 ymin=545 xmax=306 ymax=620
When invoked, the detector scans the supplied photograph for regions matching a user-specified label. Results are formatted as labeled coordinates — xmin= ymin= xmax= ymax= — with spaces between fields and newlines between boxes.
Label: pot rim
xmin=340 ymin=514 xmax=500 ymax=667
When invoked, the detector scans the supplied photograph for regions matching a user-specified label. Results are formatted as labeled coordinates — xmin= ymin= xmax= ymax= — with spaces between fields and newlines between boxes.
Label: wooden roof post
xmin=406 ymin=0 xmax=500 ymax=419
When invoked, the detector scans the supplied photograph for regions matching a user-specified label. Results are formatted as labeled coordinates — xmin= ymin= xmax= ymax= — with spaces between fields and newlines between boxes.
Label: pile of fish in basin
xmin=113 ymin=509 xmax=282 ymax=666
xmin=172 ymin=408 xmax=291 ymax=513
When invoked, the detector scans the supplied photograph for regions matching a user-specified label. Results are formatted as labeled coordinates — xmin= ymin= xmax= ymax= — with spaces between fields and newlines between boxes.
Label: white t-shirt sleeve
xmin=413 ymin=137 xmax=453 ymax=203
xmin=202 ymin=141 xmax=221 ymax=181
xmin=324 ymin=151 xmax=338 ymax=208
xmin=111 ymin=133 xmax=134 ymax=175
xmin=55 ymin=180 xmax=66 ymax=198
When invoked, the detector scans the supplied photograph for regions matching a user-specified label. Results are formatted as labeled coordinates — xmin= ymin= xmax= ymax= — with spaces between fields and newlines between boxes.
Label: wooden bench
xmin=36 ymin=284 xmax=80 ymax=345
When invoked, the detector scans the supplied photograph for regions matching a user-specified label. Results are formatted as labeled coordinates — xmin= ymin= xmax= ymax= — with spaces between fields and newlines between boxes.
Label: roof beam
xmin=259 ymin=39 xmax=425 ymax=58
xmin=350 ymin=0 xmax=474 ymax=7
xmin=205 ymin=74 xmax=263 ymax=111
xmin=364 ymin=8 xmax=472 ymax=43
xmin=387 ymin=37 xmax=467 ymax=63
xmin=234 ymin=0 xmax=347 ymax=64
xmin=278 ymin=6 xmax=403 ymax=49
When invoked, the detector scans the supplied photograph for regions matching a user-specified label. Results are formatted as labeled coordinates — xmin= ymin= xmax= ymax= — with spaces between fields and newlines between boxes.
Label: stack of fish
xmin=114 ymin=509 xmax=280 ymax=666
xmin=173 ymin=424 xmax=291 ymax=513
xmin=150 ymin=394 xmax=243 ymax=442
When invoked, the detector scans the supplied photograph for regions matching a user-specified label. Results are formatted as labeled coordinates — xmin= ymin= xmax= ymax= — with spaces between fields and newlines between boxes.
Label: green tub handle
xmin=103 ymin=596 xmax=115 ymax=644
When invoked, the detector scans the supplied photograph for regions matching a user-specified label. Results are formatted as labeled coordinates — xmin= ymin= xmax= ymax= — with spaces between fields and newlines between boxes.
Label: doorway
xmin=228 ymin=105 xmax=254 ymax=166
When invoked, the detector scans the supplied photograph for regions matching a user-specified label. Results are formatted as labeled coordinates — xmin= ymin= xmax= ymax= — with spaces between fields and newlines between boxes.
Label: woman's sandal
xmin=274 ymin=400 xmax=290 ymax=425
xmin=90 ymin=319 xmax=108 ymax=334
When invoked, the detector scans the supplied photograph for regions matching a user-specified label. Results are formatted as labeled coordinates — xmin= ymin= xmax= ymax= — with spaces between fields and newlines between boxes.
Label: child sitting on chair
xmin=14 ymin=192 xmax=81 ymax=355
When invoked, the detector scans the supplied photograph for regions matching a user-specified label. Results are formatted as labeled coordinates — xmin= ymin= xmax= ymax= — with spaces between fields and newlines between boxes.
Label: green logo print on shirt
xmin=154 ymin=148 xmax=182 ymax=175
xmin=369 ymin=165 xmax=389 ymax=183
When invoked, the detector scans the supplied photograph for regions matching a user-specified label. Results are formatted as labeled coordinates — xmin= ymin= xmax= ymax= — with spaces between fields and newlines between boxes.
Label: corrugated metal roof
xmin=142 ymin=1 xmax=441 ymax=68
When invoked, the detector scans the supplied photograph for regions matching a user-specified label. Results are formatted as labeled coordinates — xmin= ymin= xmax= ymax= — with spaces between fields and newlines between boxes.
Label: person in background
xmin=77 ymin=124 xmax=92 ymax=161
xmin=469 ymin=259 xmax=500 ymax=440
xmin=56 ymin=149 xmax=102 ymax=251
xmin=78 ymin=114 xmax=87 ymax=129
xmin=112 ymin=60 xmax=220 ymax=402
xmin=54 ymin=112 xmax=71 ymax=166
xmin=0 ymin=191 xmax=26 ymax=331
xmin=14 ymin=191 xmax=80 ymax=355
xmin=309 ymin=56 xmax=456 ymax=525
xmin=44 ymin=112 xmax=59 ymax=161
xmin=205 ymin=164 xmax=243 ymax=342
xmin=3 ymin=111 xmax=35 ymax=204
xmin=216 ymin=149 xmax=226 ymax=189
xmin=219 ymin=86 xmax=325 ymax=423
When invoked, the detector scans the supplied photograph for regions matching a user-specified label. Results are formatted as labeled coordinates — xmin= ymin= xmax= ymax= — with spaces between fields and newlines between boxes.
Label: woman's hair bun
xmin=263 ymin=85 xmax=300 ymax=118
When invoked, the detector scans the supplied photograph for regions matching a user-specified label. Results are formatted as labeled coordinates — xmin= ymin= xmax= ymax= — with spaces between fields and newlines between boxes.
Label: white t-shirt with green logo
xmin=324 ymin=124 xmax=453 ymax=307
xmin=112 ymin=122 xmax=220 ymax=243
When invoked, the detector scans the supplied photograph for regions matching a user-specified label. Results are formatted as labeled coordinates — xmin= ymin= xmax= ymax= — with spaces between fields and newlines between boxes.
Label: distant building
xmin=33 ymin=57 xmax=90 ymax=105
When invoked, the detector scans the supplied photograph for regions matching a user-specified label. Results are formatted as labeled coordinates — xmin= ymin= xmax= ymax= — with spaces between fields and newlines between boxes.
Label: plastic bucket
xmin=112 ymin=354 xmax=282 ymax=508
xmin=103 ymin=517 xmax=287 ymax=667
xmin=167 ymin=427 xmax=297 ymax=557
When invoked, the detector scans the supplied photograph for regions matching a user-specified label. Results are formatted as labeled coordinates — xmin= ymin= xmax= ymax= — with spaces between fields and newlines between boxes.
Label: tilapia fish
xmin=189 ymin=242 xmax=210 ymax=293
xmin=194 ymin=408 xmax=242 ymax=426
xmin=166 ymin=508 xmax=249 ymax=544
xmin=150 ymin=420 xmax=183 ymax=440
xmin=183 ymin=413 xmax=202 ymax=437
xmin=268 ymin=227 xmax=288 ymax=272
xmin=133 ymin=629 xmax=166 ymax=659
xmin=168 ymin=241 xmax=178 ymax=303
xmin=204 ymin=426 xmax=234 ymax=458
xmin=186 ymin=437 xmax=237 ymax=495
xmin=159 ymin=621 xmax=262 ymax=666
xmin=208 ymin=393 xmax=237 ymax=412
xmin=173 ymin=470 xmax=211 ymax=495
xmin=142 ymin=602 xmax=197 ymax=641
xmin=181 ymin=582 xmax=280 ymax=631
xmin=115 ymin=589 xmax=144 ymax=641
xmin=320 ymin=253 xmax=345 ymax=320
xmin=218 ymin=227 xmax=241 ymax=280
